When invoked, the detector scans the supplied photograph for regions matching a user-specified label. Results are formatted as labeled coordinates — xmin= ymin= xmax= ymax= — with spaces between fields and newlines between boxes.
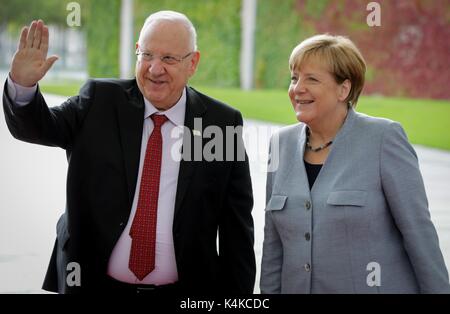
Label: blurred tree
xmin=85 ymin=0 xmax=120 ymax=77
xmin=296 ymin=0 xmax=450 ymax=99
xmin=254 ymin=0 xmax=312 ymax=89
xmin=134 ymin=0 xmax=241 ymax=87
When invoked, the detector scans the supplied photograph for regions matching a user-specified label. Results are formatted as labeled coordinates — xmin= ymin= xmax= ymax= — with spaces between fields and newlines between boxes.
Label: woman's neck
xmin=308 ymin=106 xmax=349 ymax=144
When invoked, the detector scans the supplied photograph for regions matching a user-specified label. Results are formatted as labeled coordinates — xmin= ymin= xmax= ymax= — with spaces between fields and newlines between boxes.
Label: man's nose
xmin=148 ymin=59 xmax=165 ymax=75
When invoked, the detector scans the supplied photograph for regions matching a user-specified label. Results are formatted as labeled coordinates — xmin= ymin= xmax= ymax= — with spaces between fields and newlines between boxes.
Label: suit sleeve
xmin=260 ymin=134 xmax=283 ymax=294
xmin=3 ymin=79 xmax=94 ymax=149
xmin=380 ymin=121 xmax=450 ymax=293
xmin=218 ymin=111 xmax=256 ymax=294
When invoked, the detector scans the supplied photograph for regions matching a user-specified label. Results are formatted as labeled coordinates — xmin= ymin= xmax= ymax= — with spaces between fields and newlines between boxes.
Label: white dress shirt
xmin=7 ymin=75 xmax=185 ymax=285
xmin=6 ymin=74 xmax=38 ymax=106
xmin=107 ymin=90 xmax=185 ymax=285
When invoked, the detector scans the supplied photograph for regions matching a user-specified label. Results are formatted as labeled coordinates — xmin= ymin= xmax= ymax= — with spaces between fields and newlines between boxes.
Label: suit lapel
xmin=173 ymin=87 xmax=206 ymax=223
xmin=116 ymin=80 xmax=145 ymax=207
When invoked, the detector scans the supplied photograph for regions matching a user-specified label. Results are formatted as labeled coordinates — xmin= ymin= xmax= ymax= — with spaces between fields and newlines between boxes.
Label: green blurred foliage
xmin=134 ymin=0 xmax=241 ymax=87
xmin=85 ymin=0 xmax=120 ymax=78
xmin=305 ymin=0 xmax=330 ymax=17
xmin=254 ymin=0 xmax=313 ymax=89
xmin=0 ymin=0 xmax=75 ymax=29
xmin=4 ymin=0 xmax=448 ymax=99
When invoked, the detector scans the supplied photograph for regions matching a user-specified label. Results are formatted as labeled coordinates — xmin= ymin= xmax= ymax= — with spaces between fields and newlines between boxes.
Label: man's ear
xmin=135 ymin=42 xmax=139 ymax=50
xmin=189 ymin=51 xmax=201 ymax=77
xmin=339 ymin=79 xmax=351 ymax=102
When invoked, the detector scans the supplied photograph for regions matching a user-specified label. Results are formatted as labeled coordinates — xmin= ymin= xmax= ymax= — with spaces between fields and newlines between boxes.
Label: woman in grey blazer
xmin=260 ymin=34 xmax=450 ymax=294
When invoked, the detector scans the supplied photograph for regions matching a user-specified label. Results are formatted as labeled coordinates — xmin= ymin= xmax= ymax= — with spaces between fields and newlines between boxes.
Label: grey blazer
xmin=260 ymin=108 xmax=450 ymax=294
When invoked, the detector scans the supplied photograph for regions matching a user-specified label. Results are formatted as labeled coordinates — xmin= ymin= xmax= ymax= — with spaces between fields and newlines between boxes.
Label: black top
xmin=304 ymin=160 xmax=323 ymax=190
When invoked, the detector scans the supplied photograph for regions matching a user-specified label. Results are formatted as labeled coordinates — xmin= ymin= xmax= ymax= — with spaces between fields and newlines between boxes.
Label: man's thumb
xmin=43 ymin=55 xmax=59 ymax=73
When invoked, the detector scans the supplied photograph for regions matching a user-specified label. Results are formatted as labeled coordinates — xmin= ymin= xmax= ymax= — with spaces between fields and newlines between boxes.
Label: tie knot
xmin=151 ymin=114 xmax=168 ymax=128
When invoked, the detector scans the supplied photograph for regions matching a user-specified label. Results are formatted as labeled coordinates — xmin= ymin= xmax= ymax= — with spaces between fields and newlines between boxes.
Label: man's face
xmin=135 ymin=21 xmax=200 ymax=110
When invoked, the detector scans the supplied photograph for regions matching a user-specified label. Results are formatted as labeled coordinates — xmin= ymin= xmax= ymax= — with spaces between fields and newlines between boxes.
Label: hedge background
xmin=133 ymin=0 xmax=241 ymax=88
xmin=85 ymin=0 xmax=450 ymax=99
xmin=1 ymin=0 xmax=449 ymax=99
xmin=86 ymin=0 xmax=120 ymax=78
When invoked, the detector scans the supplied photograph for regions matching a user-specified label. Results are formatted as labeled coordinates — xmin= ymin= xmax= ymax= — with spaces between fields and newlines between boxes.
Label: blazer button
xmin=305 ymin=232 xmax=311 ymax=241
xmin=304 ymin=263 xmax=311 ymax=272
xmin=305 ymin=201 xmax=311 ymax=210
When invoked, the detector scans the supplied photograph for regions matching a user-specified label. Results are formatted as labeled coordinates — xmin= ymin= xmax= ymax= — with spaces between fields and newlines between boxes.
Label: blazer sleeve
xmin=2 ymin=79 xmax=94 ymax=150
xmin=260 ymin=135 xmax=283 ymax=294
xmin=218 ymin=111 xmax=256 ymax=294
xmin=380 ymin=121 xmax=450 ymax=293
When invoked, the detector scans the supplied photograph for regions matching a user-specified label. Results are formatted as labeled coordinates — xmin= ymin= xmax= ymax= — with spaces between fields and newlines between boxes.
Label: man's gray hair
xmin=138 ymin=10 xmax=198 ymax=51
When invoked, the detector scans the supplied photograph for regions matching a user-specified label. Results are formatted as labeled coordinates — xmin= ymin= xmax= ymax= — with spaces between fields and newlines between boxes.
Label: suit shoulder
xmin=353 ymin=110 xmax=401 ymax=135
xmin=188 ymin=86 xmax=240 ymax=116
xmin=271 ymin=123 xmax=304 ymax=144
xmin=82 ymin=78 xmax=136 ymax=91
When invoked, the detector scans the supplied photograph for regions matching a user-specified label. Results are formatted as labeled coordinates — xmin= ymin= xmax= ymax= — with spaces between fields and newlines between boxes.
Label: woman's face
xmin=288 ymin=57 xmax=349 ymax=126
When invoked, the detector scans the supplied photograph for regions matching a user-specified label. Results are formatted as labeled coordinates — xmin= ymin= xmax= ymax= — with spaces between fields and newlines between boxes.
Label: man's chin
xmin=145 ymin=95 xmax=169 ymax=110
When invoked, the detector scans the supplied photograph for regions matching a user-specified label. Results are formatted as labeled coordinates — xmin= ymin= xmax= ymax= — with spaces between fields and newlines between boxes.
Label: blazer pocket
xmin=56 ymin=213 xmax=70 ymax=250
xmin=265 ymin=195 xmax=288 ymax=211
xmin=327 ymin=190 xmax=367 ymax=207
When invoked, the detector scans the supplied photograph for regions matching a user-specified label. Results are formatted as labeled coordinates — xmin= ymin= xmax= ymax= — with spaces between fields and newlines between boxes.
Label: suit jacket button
xmin=305 ymin=232 xmax=311 ymax=241
xmin=305 ymin=201 xmax=311 ymax=210
xmin=304 ymin=263 xmax=311 ymax=272
xmin=119 ymin=222 xmax=124 ymax=227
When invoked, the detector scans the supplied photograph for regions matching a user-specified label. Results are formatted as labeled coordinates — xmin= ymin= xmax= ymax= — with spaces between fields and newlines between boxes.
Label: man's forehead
xmin=139 ymin=20 xmax=190 ymax=49
xmin=142 ymin=20 xmax=187 ymax=38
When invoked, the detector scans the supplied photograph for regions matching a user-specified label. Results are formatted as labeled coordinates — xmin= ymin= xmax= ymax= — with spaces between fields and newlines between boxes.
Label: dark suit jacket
xmin=3 ymin=79 xmax=256 ymax=294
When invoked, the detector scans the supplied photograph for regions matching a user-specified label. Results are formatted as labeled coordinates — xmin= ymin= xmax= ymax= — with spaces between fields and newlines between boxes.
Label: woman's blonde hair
xmin=289 ymin=34 xmax=366 ymax=107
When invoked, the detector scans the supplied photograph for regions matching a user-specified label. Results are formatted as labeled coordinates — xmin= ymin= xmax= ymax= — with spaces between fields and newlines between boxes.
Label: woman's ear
xmin=339 ymin=79 xmax=351 ymax=102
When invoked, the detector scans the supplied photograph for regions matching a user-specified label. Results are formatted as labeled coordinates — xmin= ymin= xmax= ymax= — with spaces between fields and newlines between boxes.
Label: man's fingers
xmin=41 ymin=26 xmax=49 ymax=56
xmin=33 ymin=20 xmax=43 ymax=49
xmin=42 ymin=55 xmax=59 ymax=73
xmin=26 ymin=20 xmax=37 ymax=48
xmin=18 ymin=26 xmax=28 ymax=50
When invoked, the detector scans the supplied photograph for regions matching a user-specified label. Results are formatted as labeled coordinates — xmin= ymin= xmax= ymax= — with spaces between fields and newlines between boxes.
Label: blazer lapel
xmin=272 ymin=124 xmax=311 ymax=197
xmin=310 ymin=108 xmax=357 ymax=194
xmin=116 ymin=80 xmax=145 ymax=207
xmin=297 ymin=125 xmax=311 ymax=194
xmin=173 ymin=87 xmax=207 ymax=222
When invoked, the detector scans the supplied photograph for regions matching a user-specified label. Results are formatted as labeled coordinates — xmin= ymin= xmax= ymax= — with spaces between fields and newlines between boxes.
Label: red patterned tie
xmin=129 ymin=114 xmax=168 ymax=280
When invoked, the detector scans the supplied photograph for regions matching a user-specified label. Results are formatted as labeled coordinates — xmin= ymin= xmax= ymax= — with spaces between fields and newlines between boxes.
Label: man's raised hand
xmin=10 ymin=20 xmax=59 ymax=87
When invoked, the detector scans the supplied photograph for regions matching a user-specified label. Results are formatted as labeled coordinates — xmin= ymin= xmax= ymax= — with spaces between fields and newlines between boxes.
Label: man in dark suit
xmin=3 ymin=11 xmax=255 ymax=294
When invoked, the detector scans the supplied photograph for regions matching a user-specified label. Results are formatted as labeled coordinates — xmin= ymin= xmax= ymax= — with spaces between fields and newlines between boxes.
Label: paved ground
xmin=1 ymin=87 xmax=449 ymax=293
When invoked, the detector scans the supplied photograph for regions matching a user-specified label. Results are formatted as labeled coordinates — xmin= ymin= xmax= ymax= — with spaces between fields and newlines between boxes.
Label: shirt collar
xmin=143 ymin=87 xmax=187 ymax=127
